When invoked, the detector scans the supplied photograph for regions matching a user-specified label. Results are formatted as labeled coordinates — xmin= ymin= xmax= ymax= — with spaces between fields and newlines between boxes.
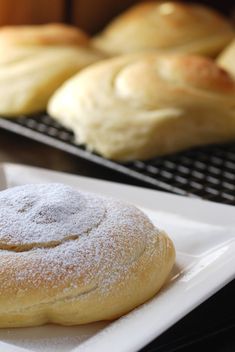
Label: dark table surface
xmin=0 ymin=128 xmax=234 ymax=352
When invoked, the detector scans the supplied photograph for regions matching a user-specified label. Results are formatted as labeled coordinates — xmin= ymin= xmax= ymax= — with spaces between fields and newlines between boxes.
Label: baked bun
xmin=92 ymin=1 xmax=234 ymax=56
xmin=48 ymin=53 xmax=235 ymax=161
xmin=0 ymin=45 xmax=103 ymax=116
xmin=217 ymin=39 xmax=235 ymax=77
xmin=0 ymin=183 xmax=175 ymax=328
xmin=0 ymin=23 xmax=89 ymax=47
xmin=0 ymin=23 xmax=105 ymax=116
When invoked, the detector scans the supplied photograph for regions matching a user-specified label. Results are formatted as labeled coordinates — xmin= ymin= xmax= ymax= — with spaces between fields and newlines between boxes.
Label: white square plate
xmin=0 ymin=163 xmax=234 ymax=352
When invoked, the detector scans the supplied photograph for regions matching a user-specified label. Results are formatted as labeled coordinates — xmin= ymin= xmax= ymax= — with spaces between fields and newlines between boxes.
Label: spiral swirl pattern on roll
xmin=0 ymin=183 xmax=175 ymax=327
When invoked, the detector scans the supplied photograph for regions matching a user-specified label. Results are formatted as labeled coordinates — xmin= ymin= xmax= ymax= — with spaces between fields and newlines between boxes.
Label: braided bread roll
xmin=217 ymin=39 xmax=235 ymax=78
xmin=0 ymin=183 xmax=175 ymax=327
xmin=0 ymin=24 xmax=104 ymax=116
xmin=92 ymin=1 xmax=234 ymax=56
xmin=48 ymin=53 xmax=235 ymax=161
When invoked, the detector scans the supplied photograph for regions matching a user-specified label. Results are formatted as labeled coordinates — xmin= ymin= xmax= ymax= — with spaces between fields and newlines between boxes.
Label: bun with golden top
xmin=48 ymin=53 xmax=235 ymax=160
xmin=93 ymin=1 xmax=234 ymax=56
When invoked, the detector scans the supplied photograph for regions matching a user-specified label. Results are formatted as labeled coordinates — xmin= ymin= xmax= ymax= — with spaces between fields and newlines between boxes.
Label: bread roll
xmin=93 ymin=1 xmax=234 ymax=56
xmin=0 ymin=45 xmax=103 ymax=116
xmin=0 ymin=183 xmax=175 ymax=328
xmin=217 ymin=39 xmax=235 ymax=77
xmin=48 ymin=53 xmax=235 ymax=161
xmin=0 ymin=23 xmax=105 ymax=116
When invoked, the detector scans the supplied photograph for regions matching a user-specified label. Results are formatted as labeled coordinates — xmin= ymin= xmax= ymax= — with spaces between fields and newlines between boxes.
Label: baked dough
xmin=0 ymin=23 xmax=104 ymax=116
xmin=0 ymin=23 xmax=89 ymax=47
xmin=0 ymin=45 xmax=103 ymax=116
xmin=0 ymin=183 xmax=175 ymax=328
xmin=217 ymin=39 xmax=235 ymax=77
xmin=48 ymin=53 xmax=235 ymax=161
xmin=92 ymin=1 xmax=234 ymax=56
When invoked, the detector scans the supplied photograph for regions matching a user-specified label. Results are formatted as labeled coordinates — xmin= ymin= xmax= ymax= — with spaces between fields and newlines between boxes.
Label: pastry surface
xmin=0 ymin=183 xmax=175 ymax=327
xmin=0 ymin=45 xmax=103 ymax=116
xmin=0 ymin=23 xmax=104 ymax=116
xmin=93 ymin=1 xmax=234 ymax=56
xmin=0 ymin=23 xmax=89 ymax=47
xmin=48 ymin=53 xmax=235 ymax=161
xmin=217 ymin=39 xmax=235 ymax=78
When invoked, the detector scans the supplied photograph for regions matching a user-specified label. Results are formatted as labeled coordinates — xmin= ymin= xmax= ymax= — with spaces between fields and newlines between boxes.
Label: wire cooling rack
xmin=0 ymin=114 xmax=234 ymax=205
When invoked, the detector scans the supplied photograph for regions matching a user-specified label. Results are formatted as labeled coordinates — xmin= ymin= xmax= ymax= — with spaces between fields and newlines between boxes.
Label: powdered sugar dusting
xmin=0 ymin=184 xmax=105 ymax=248
xmin=0 ymin=183 xmax=162 ymax=308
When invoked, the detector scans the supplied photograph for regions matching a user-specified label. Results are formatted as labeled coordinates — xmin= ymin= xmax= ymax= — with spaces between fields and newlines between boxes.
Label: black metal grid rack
xmin=0 ymin=114 xmax=235 ymax=205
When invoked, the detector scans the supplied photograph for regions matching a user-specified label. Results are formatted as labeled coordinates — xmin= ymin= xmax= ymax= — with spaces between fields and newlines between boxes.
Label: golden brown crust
xmin=48 ymin=53 xmax=235 ymax=160
xmin=0 ymin=23 xmax=89 ymax=47
xmin=0 ymin=184 xmax=175 ymax=327
xmin=158 ymin=55 xmax=235 ymax=93
xmin=92 ymin=1 xmax=234 ymax=56
xmin=0 ymin=233 xmax=175 ymax=327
